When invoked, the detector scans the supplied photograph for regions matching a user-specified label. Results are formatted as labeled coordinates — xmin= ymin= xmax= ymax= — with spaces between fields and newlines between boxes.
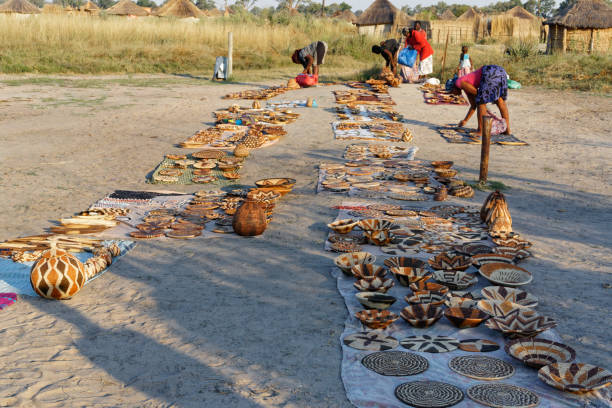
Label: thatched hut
xmin=456 ymin=7 xmax=480 ymax=21
xmin=439 ymin=9 xmax=456 ymax=20
xmin=106 ymin=0 xmax=149 ymax=16
xmin=355 ymin=0 xmax=412 ymax=36
xmin=205 ymin=8 xmax=222 ymax=16
xmin=332 ymin=9 xmax=357 ymax=23
xmin=79 ymin=0 xmax=100 ymax=15
xmin=489 ymin=6 xmax=541 ymax=40
xmin=154 ymin=0 xmax=204 ymax=18
xmin=0 ymin=0 xmax=40 ymax=14
xmin=427 ymin=7 xmax=485 ymax=43
xmin=545 ymin=0 xmax=612 ymax=53
xmin=42 ymin=3 xmax=65 ymax=13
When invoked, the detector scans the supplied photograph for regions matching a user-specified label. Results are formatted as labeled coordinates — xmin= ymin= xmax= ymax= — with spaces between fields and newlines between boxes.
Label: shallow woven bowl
xmin=351 ymin=264 xmax=387 ymax=279
xmin=364 ymin=229 xmax=394 ymax=246
xmin=445 ymin=295 xmax=478 ymax=309
xmin=471 ymin=253 xmax=515 ymax=267
xmin=434 ymin=168 xmax=458 ymax=178
xmin=384 ymin=256 xmax=426 ymax=269
xmin=327 ymin=219 xmax=358 ymax=234
xmin=400 ymin=304 xmax=443 ymax=328
xmin=428 ymin=252 xmax=472 ymax=271
xmin=538 ymin=363 xmax=612 ymax=393
xmin=505 ymin=338 xmax=576 ymax=369
xmin=479 ymin=263 xmax=533 ymax=287
xmin=355 ymin=292 xmax=397 ymax=310
xmin=334 ymin=252 xmax=375 ymax=276
xmin=358 ymin=218 xmax=395 ymax=231
xmin=355 ymin=309 xmax=399 ymax=330
xmin=405 ymin=291 xmax=445 ymax=307
xmin=432 ymin=270 xmax=478 ymax=290
xmin=390 ymin=267 xmax=430 ymax=286
xmin=409 ymin=281 xmax=449 ymax=295
xmin=354 ymin=277 xmax=395 ymax=293
xmin=485 ymin=309 xmax=556 ymax=338
xmin=431 ymin=160 xmax=453 ymax=169
xmin=481 ymin=286 xmax=538 ymax=308
xmin=255 ymin=178 xmax=296 ymax=189
xmin=477 ymin=299 xmax=524 ymax=317
xmin=444 ymin=307 xmax=489 ymax=329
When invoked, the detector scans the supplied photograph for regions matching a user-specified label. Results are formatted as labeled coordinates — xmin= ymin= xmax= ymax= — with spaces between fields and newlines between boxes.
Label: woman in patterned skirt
xmin=452 ymin=64 xmax=511 ymax=137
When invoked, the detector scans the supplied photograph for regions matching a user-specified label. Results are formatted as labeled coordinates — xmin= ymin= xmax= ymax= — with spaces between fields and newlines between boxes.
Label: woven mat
xmin=335 ymin=105 xmax=404 ymax=123
xmin=332 ymin=122 xmax=413 ymax=142
xmin=437 ymin=126 xmax=528 ymax=146
xmin=148 ymin=156 xmax=239 ymax=187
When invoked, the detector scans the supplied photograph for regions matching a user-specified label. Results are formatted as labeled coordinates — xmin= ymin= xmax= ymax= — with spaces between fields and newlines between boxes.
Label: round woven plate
xmin=467 ymin=383 xmax=539 ymax=408
xmin=401 ymin=335 xmax=459 ymax=353
xmin=361 ymin=351 xmax=428 ymax=376
xmin=450 ymin=356 xmax=515 ymax=380
xmin=395 ymin=381 xmax=464 ymax=408
xmin=459 ymin=339 xmax=500 ymax=353
xmin=343 ymin=332 xmax=398 ymax=351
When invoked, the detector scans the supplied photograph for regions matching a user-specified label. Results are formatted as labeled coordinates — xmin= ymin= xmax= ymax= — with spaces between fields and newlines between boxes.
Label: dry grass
xmin=0 ymin=13 xmax=376 ymax=74
xmin=0 ymin=13 xmax=610 ymax=92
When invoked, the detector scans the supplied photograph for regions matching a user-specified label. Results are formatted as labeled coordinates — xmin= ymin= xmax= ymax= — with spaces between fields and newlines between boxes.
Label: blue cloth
xmin=476 ymin=64 xmax=508 ymax=105
xmin=0 ymin=240 xmax=135 ymax=297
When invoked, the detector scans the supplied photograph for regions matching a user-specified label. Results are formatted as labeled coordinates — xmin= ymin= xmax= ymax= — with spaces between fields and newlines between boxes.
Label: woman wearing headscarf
xmin=405 ymin=21 xmax=434 ymax=80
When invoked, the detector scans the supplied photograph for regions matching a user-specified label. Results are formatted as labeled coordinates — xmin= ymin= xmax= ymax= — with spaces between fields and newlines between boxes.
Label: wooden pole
xmin=439 ymin=32 xmax=450 ymax=82
xmin=479 ymin=115 xmax=492 ymax=184
xmin=589 ymin=29 xmax=594 ymax=53
xmin=227 ymin=31 xmax=233 ymax=80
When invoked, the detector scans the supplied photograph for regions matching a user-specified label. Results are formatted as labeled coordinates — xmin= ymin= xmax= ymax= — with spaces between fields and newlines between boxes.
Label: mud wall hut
xmin=355 ymin=0 xmax=412 ymax=36
xmin=545 ymin=0 xmax=612 ymax=53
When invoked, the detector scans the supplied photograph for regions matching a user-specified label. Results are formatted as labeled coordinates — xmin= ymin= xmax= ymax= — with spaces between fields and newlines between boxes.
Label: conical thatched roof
xmin=439 ymin=9 xmax=456 ymax=20
xmin=356 ymin=0 xmax=399 ymax=25
xmin=106 ymin=0 xmax=149 ymax=16
xmin=42 ymin=3 xmax=65 ymax=13
xmin=154 ymin=0 xmax=203 ymax=17
xmin=457 ymin=7 xmax=480 ymax=20
xmin=81 ymin=0 xmax=99 ymax=10
xmin=205 ymin=7 xmax=222 ymax=16
xmin=0 ymin=0 xmax=40 ymax=14
xmin=505 ymin=5 xmax=537 ymax=20
xmin=332 ymin=9 xmax=357 ymax=23
xmin=546 ymin=0 xmax=612 ymax=28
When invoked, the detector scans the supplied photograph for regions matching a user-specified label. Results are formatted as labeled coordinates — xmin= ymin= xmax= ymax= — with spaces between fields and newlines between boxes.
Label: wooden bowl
xmin=334 ymin=252 xmax=376 ymax=276
xmin=355 ymin=309 xmax=399 ymax=330
xmin=538 ymin=363 xmax=612 ymax=393
xmin=351 ymin=264 xmax=387 ymax=279
xmin=355 ymin=292 xmax=397 ymax=310
xmin=505 ymin=338 xmax=576 ymax=369
xmin=390 ymin=267 xmax=430 ymax=286
xmin=444 ymin=307 xmax=489 ymax=329
xmin=479 ymin=263 xmax=533 ymax=287
xmin=400 ymin=304 xmax=443 ymax=328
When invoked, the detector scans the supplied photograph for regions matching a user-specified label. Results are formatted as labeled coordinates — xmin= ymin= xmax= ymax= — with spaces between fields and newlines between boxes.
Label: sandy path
xmin=0 ymin=78 xmax=610 ymax=407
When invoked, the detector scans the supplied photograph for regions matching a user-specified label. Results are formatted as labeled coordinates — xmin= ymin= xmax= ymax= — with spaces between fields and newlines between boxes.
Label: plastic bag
xmin=507 ymin=79 xmax=521 ymax=89
xmin=398 ymin=48 xmax=417 ymax=68
xmin=296 ymin=73 xmax=318 ymax=87
xmin=425 ymin=78 xmax=440 ymax=86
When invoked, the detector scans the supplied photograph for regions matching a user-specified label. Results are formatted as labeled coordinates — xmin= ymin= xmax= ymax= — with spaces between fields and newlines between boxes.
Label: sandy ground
xmin=0 ymin=76 xmax=611 ymax=407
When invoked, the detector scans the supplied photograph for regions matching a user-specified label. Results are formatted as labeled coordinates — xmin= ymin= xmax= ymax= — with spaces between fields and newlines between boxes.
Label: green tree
xmin=29 ymin=0 xmax=45 ymax=7
xmin=136 ymin=0 xmax=155 ymax=7
xmin=53 ymin=0 xmax=84 ymax=8
xmin=96 ymin=0 xmax=116 ymax=8
xmin=195 ymin=0 xmax=216 ymax=9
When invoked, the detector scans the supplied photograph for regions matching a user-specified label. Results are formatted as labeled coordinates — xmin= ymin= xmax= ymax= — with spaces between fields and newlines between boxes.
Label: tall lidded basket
xmin=232 ymin=199 xmax=267 ymax=236
xmin=30 ymin=246 xmax=86 ymax=300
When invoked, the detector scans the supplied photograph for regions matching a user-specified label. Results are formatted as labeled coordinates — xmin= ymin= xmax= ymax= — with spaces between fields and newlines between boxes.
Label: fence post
xmin=227 ymin=31 xmax=233 ymax=80
xmin=479 ymin=116 xmax=492 ymax=184
xmin=439 ymin=32 xmax=449 ymax=82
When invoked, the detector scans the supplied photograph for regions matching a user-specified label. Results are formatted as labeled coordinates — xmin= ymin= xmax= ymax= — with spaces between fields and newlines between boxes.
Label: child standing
xmin=456 ymin=45 xmax=473 ymax=77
